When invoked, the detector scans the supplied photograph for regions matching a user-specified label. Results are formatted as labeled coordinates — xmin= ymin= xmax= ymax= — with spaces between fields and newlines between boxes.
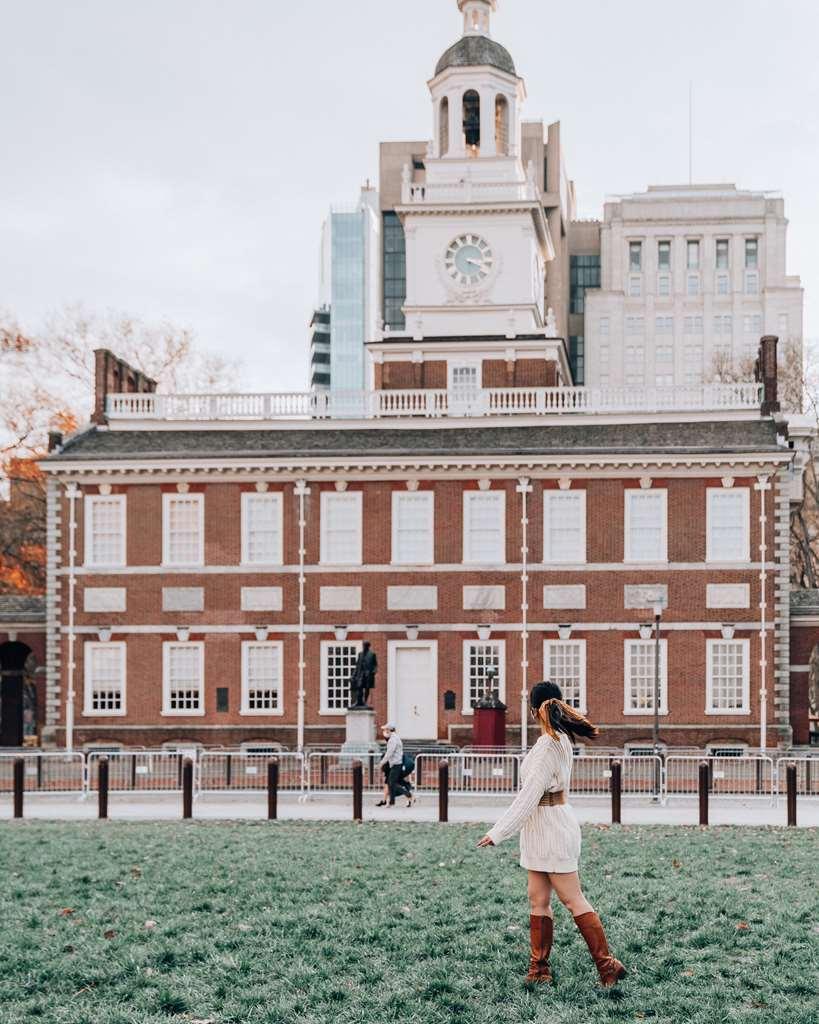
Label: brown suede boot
xmin=573 ymin=911 xmax=626 ymax=987
xmin=524 ymin=914 xmax=554 ymax=984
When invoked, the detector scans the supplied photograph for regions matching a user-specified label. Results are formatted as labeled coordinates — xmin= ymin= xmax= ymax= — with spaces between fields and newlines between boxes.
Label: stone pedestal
xmin=341 ymin=707 xmax=380 ymax=760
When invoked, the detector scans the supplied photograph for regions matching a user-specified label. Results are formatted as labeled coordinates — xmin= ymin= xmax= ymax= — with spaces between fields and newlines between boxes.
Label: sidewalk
xmin=2 ymin=792 xmax=817 ymax=826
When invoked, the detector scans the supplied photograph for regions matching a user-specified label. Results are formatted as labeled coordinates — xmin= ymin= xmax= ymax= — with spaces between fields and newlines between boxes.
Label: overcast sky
xmin=1 ymin=0 xmax=816 ymax=391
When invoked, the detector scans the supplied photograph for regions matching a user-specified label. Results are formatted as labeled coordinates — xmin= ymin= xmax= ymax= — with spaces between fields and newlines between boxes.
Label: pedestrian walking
xmin=477 ymin=680 xmax=626 ymax=989
xmin=376 ymin=723 xmax=413 ymax=807
xmin=376 ymin=750 xmax=415 ymax=806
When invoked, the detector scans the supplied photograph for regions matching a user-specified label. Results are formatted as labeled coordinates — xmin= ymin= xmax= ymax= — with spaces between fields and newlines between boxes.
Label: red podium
xmin=473 ymin=689 xmax=507 ymax=747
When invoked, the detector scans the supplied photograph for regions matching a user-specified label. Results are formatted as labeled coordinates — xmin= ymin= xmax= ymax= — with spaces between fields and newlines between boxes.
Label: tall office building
xmin=309 ymin=186 xmax=381 ymax=392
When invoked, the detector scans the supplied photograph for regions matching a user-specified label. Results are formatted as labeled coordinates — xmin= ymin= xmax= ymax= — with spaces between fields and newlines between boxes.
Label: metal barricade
xmin=0 ymin=751 xmax=85 ymax=793
xmin=414 ymin=753 xmax=522 ymax=795
xmin=569 ymin=755 xmax=664 ymax=799
xmin=305 ymin=751 xmax=384 ymax=795
xmin=776 ymin=756 xmax=819 ymax=798
xmin=198 ymin=751 xmax=304 ymax=793
xmin=86 ymin=750 xmax=188 ymax=793
xmin=665 ymin=755 xmax=776 ymax=805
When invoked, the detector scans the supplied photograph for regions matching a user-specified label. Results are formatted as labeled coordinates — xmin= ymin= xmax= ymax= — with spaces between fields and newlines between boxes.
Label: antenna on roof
xmin=688 ymin=80 xmax=694 ymax=185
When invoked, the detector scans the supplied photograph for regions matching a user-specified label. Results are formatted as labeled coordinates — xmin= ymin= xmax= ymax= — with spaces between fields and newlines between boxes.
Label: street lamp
xmin=651 ymin=604 xmax=663 ymax=762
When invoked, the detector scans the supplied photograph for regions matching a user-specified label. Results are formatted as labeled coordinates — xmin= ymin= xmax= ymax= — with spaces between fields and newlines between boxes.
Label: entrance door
xmin=0 ymin=642 xmax=31 ymax=748
xmin=388 ymin=641 xmax=438 ymax=740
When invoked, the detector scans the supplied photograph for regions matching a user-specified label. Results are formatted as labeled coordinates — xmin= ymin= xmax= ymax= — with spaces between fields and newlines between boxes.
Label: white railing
xmin=107 ymin=382 xmax=763 ymax=423
xmin=402 ymin=179 xmax=538 ymax=204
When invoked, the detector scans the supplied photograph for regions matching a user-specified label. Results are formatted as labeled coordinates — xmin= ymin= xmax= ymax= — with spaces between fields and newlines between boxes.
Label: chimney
xmin=47 ymin=431 xmax=63 ymax=452
xmin=756 ymin=335 xmax=779 ymax=416
xmin=91 ymin=349 xmax=158 ymax=425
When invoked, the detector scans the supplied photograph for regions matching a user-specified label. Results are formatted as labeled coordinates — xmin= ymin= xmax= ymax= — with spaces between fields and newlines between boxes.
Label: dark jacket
xmin=352 ymin=649 xmax=378 ymax=687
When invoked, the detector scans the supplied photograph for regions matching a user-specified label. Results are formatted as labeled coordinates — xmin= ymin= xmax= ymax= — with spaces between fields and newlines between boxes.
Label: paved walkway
xmin=2 ymin=792 xmax=817 ymax=827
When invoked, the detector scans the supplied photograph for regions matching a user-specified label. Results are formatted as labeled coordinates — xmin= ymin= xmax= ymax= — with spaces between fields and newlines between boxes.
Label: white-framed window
xmin=624 ymin=489 xmax=667 ymax=562
xmin=707 ymin=487 xmax=750 ymax=562
xmin=624 ymin=639 xmax=668 ymax=715
xmin=657 ymin=275 xmax=671 ymax=297
xmin=628 ymin=241 xmax=642 ymax=272
xmin=626 ymin=316 xmax=644 ymax=336
xmin=713 ymin=314 xmax=733 ymax=335
xmin=162 ymin=494 xmax=204 ymax=567
xmin=83 ymin=642 xmax=126 ymax=716
xmin=684 ymin=315 xmax=703 ymax=334
xmin=655 ymin=316 xmax=674 ymax=335
xmin=320 ymin=491 xmax=362 ymax=565
xmin=706 ymin=742 xmax=749 ymax=757
xmin=656 ymin=345 xmax=673 ymax=363
xmin=744 ymin=238 xmax=758 ymax=269
xmin=543 ymin=490 xmax=586 ymax=563
xmin=84 ymin=495 xmax=126 ymax=568
xmin=629 ymin=276 xmax=642 ymax=297
xmin=543 ymin=639 xmax=586 ymax=712
xmin=462 ymin=640 xmax=505 ymax=714
xmin=706 ymin=639 xmax=750 ymax=714
xmin=743 ymin=314 xmax=762 ymax=335
xmin=687 ymin=239 xmax=700 ymax=269
xmin=599 ymin=317 xmax=610 ymax=336
xmin=463 ymin=491 xmax=505 ymax=564
xmin=392 ymin=491 xmax=434 ymax=565
xmin=320 ymin=641 xmax=361 ymax=714
xmin=687 ymin=273 xmax=700 ymax=296
xmin=162 ymin=642 xmax=204 ymax=716
xmin=241 ymin=641 xmax=283 ymax=715
xmin=716 ymin=273 xmax=730 ymax=296
xmin=744 ymin=272 xmax=759 ymax=295
xmin=241 ymin=492 xmax=283 ymax=565
xmin=655 ymin=373 xmax=673 ymax=386
xmin=625 ymin=741 xmax=668 ymax=757
xmin=657 ymin=240 xmax=671 ymax=271
xmin=715 ymin=238 xmax=730 ymax=269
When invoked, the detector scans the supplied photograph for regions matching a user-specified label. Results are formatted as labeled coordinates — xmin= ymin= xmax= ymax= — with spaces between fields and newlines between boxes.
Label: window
xmin=656 ymin=344 xmax=673 ymax=362
xmin=687 ymin=274 xmax=700 ymax=296
xmin=439 ymin=97 xmax=449 ymax=155
xmin=707 ymin=488 xmax=750 ymax=562
xmin=655 ymin=316 xmax=673 ymax=335
xmin=626 ymin=316 xmax=644 ymax=336
xmin=544 ymin=640 xmax=586 ymax=712
xmin=599 ymin=346 xmax=610 ymax=363
xmin=629 ymin=276 xmax=642 ymax=297
xmin=463 ymin=89 xmax=480 ymax=149
xmin=716 ymin=273 xmax=730 ymax=296
xmin=320 ymin=641 xmax=360 ymax=714
xmin=687 ymin=240 xmax=700 ymax=269
xmin=569 ymin=336 xmax=585 ymax=385
xmin=84 ymin=642 xmax=126 ymax=716
xmin=162 ymin=494 xmax=204 ymax=566
xmin=716 ymin=238 xmax=730 ymax=269
xmin=449 ymin=362 xmax=480 ymax=393
xmin=625 ymin=489 xmax=667 ymax=562
xmin=569 ymin=255 xmax=601 ymax=314
xmin=543 ymin=490 xmax=586 ymax=563
xmin=745 ymin=272 xmax=759 ymax=295
xmin=684 ymin=316 xmax=703 ymax=334
xmin=706 ymin=639 xmax=750 ymax=713
xmin=392 ymin=491 xmax=434 ymax=565
xmin=463 ymin=640 xmax=505 ymax=713
xmin=463 ymin=491 xmax=505 ymax=563
xmin=321 ymin=492 xmax=362 ymax=565
xmin=655 ymin=373 xmax=673 ymax=386
xmin=599 ymin=317 xmax=610 ymax=336
xmin=745 ymin=238 xmax=758 ymax=269
xmin=383 ymin=212 xmax=406 ymax=330
xmin=162 ymin=642 xmax=204 ymax=716
xmin=657 ymin=275 xmax=671 ymax=297
xmin=713 ymin=314 xmax=733 ymax=335
xmin=743 ymin=314 xmax=762 ymax=335
xmin=629 ymin=241 xmax=642 ymax=272
xmin=624 ymin=639 xmax=668 ymax=714
xmin=241 ymin=493 xmax=283 ymax=565
xmin=495 ymin=95 xmax=509 ymax=155
xmin=241 ymin=641 xmax=283 ymax=715
xmin=706 ymin=743 xmax=748 ymax=757
xmin=657 ymin=240 xmax=671 ymax=271
xmin=84 ymin=495 xmax=126 ymax=568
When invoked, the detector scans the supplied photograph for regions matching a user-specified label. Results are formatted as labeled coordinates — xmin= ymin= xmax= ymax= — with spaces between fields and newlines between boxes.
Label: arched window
xmin=463 ymin=90 xmax=480 ymax=150
xmin=495 ymin=95 xmax=509 ymax=155
xmin=439 ymin=97 xmax=449 ymax=156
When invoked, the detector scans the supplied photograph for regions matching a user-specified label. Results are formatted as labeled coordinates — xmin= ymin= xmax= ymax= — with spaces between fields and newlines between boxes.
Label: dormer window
xmin=463 ymin=90 xmax=480 ymax=150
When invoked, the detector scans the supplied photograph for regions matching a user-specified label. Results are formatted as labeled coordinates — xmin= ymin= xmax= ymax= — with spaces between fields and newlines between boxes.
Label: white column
xmin=450 ymin=91 xmax=465 ymax=158
xmin=65 ymin=483 xmax=80 ymax=752
xmin=517 ymin=477 xmax=532 ymax=750
xmin=295 ymin=480 xmax=311 ymax=753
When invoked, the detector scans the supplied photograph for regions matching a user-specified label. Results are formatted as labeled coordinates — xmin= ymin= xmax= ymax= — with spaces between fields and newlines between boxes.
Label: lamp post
xmin=651 ymin=604 xmax=662 ymax=759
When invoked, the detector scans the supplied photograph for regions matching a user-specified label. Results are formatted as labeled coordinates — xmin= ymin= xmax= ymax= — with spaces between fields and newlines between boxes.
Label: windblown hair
xmin=530 ymin=680 xmax=599 ymax=743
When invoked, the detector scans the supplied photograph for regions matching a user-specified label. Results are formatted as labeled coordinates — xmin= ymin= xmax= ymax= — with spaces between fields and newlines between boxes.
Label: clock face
xmin=445 ymin=234 xmax=494 ymax=287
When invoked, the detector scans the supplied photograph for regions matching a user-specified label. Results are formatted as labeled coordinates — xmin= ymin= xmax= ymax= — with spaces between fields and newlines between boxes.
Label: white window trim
xmin=623 ymin=639 xmax=668 ymax=716
xmin=543 ymin=490 xmax=587 ymax=564
xmin=320 ymin=491 xmax=363 ymax=566
xmin=543 ymin=639 xmax=587 ymax=714
xmin=240 ymin=492 xmax=283 ymax=566
xmin=84 ymin=494 xmax=126 ymax=568
xmin=447 ymin=359 xmax=482 ymax=391
xmin=705 ymin=638 xmax=751 ymax=715
xmin=706 ymin=487 xmax=750 ymax=563
xmin=624 ymin=489 xmax=668 ymax=564
xmin=240 ymin=640 xmax=284 ymax=717
xmin=461 ymin=639 xmax=506 ymax=715
xmin=319 ymin=639 xmax=361 ymax=716
xmin=462 ymin=490 xmax=506 ymax=565
xmin=83 ymin=641 xmax=127 ymax=717
xmin=162 ymin=641 xmax=205 ymax=717
xmin=162 ymin=493 xmax=204 ymax=568
xmin=391 ymin=491 xmax=434 ymax=566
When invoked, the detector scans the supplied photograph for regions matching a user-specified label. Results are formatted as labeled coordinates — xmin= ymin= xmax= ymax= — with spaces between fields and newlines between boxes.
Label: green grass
xmin=0 ymin=823 xmax=816 ymax=1024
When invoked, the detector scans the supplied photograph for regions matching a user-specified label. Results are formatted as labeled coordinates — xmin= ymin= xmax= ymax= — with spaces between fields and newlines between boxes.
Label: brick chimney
xmin=91 ymin=349 xmax=157 ymax=425
xmin=756 ymin=335 xmax=779 ymax=416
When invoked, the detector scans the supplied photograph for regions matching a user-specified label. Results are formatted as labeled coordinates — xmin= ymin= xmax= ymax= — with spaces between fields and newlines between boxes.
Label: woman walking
xmin=477 ymin=681 xmax=626 ymax=988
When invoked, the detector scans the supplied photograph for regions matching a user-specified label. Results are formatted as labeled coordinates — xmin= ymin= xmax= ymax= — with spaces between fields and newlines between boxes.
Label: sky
xmin=1 ymin=0 xmax=817 ymax=392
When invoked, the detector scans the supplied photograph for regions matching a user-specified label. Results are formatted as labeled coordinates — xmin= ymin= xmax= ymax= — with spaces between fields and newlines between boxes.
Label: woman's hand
xmin=477 ymin=834 xmax=495 ymax=848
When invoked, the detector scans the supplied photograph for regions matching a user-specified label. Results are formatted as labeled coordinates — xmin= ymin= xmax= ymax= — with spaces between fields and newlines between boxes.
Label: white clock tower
xmin=397 ymin=0 xmax=554 ymax=339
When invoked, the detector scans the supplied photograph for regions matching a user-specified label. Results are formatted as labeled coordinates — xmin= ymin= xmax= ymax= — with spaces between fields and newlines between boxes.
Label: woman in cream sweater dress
xmin=478 ymin=681 xmax=626 ymax=988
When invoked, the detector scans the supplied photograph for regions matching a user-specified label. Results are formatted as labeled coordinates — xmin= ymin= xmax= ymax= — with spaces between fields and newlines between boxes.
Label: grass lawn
xmin=0 ymin=822 xmax=816 ymax=1024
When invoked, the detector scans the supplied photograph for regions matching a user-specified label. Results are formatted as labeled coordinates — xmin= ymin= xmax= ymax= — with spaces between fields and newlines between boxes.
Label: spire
xmin=458 ymin=0 xmax=496 ymax=38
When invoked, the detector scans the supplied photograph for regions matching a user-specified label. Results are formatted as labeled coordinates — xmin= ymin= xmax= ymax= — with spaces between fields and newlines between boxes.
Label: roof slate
xmin=47 ymin=419 xmax=783 ymax=463
xmin=0 ymin=595 xmax=46 ymax=623
xmin=435 ymin=35 xmax=516 ymax=76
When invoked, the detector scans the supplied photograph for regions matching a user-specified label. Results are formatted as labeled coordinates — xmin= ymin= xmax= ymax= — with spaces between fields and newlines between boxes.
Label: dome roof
xmin=434 ymin=35 xmax=516 ymax=77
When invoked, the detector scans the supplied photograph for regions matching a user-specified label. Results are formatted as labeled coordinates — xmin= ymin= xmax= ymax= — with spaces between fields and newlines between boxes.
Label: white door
xmin=388 ymin=641 xmax=438 ymax=740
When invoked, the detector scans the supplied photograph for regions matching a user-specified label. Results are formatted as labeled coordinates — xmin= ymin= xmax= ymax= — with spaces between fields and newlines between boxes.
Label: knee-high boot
xmin=573 ymin=911 xmax=626 ymax=987
xmin=524 ymin=914 xmax=554 ymax=984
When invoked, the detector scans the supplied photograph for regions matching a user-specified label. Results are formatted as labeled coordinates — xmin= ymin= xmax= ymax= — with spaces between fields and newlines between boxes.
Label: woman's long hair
xmin=530 ymin=680 xmax=599 ymax=743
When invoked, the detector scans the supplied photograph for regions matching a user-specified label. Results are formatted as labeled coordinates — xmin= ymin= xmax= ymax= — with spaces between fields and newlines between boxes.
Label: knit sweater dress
xmin=486 ymin=732 xmax=581 ymax=872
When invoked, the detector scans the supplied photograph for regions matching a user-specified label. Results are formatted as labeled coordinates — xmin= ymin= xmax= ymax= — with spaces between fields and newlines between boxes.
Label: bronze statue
xmin=350 ymin=641 xmax=377 ymax=709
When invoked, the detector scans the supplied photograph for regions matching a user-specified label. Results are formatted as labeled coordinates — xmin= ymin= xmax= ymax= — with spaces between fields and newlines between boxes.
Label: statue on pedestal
xmin=349 ymin=641 xmax=377 ymax=709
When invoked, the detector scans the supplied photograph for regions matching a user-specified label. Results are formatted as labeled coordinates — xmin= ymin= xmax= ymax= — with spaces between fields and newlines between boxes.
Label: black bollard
xmin=611 ymin=760 xmax=622 ymax=824
xmin=698 ymin=760 xmax=709 ymax=826
xmin=786 ymin=762 xmax=797 ymax=827
xmin=182 ymin=758 xmax=194 ymax=819
xmin=352 ymin=760 xmax=363 ymax=822
xmin=98 ymin=756 xmax=109 ymax=819
xmin=13 ymin=757 xmax=24 ymax=819
xmin=268 ymin=759 xmax=279 ymax=820
xmin=439 ymin=759 xmax=449 ymax=823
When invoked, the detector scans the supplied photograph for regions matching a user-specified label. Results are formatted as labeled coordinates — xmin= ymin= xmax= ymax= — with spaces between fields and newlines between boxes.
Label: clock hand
xmin=465 ymin=258 xmax=482 ymax=267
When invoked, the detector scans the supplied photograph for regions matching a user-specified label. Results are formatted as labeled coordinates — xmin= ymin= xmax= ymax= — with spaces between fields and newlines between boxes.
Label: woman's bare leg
xmin=546 ymin=871 xmax=593 ymax=917
xmin=527 ymin=870 xmax=554 ymax=917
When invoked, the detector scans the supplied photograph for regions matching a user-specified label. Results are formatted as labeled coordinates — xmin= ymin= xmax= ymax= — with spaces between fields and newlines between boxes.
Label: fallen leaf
xmin=144 ymin=920 xmax=157 ymax=930
xmin=130 ymin=866 xmax=142 ymax=879
xmin=238 ymin=923 xmax=251 ymax=932
xmin=672 ymin=859 xmax=682 ymax=869
xmin=736 ymin=921 xmax=750 ymax=931
xmin=681 ymin=969 xmax=694 ymax=976
xmin=58 ymin=908 xmax=75 ymax=917
xmin=104 ymin=929 xmax=116 ymax=940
